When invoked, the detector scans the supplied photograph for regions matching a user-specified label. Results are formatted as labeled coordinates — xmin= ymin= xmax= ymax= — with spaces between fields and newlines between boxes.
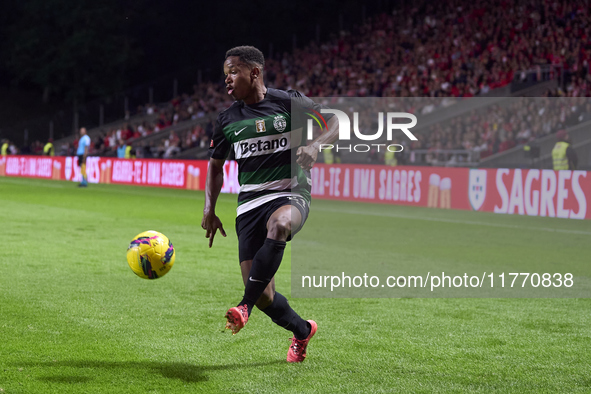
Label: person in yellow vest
xmin=384 ymin=149 xmax=397 ymax=166
xmin=43 ymin=138 xmax=55 ymax=156
xmin=125 ymin=144 xmax=133 ymax=159
xmin=323 ymin=147 xmax=335 ymax=164
xmin=1 ymin=139 xmax=9 ymax=155
xmin=333 ymin=148 xmax=341 ymax=164
xmin=552 ymin=130 xmax=577 ymax=170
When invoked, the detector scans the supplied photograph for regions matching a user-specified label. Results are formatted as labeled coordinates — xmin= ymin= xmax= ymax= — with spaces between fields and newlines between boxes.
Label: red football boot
xmin=225 ymin=304 xmax=249 ymax=335
xmin=287 ymin=320 xmax=317 ymax=363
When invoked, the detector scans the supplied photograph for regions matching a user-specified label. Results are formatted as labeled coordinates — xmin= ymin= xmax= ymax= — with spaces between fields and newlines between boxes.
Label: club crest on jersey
xmin=255 ymin=119 xmax=266 ymax=133
xmin=273 ymin=115 xmax=287 ymax=132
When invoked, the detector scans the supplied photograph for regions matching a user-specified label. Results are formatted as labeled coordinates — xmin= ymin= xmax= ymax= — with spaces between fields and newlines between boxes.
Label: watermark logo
xmin=305 ymin=109 xmax=418 ymax=153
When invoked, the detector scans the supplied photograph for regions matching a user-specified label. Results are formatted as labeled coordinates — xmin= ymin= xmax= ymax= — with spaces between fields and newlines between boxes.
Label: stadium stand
xmin=36 ymin=0 xmax=591 ymax=168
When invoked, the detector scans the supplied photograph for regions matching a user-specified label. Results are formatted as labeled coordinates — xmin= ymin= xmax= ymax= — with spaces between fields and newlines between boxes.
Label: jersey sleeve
xmin=208 ymin=116 xmax=231 ymax=160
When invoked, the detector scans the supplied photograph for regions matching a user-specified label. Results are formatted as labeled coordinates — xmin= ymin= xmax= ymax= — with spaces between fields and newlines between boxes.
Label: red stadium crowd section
xmin=410 ymin=97 xmax=591 ymax=164
xmin=31 ymin=0 xmax=591 ymax=162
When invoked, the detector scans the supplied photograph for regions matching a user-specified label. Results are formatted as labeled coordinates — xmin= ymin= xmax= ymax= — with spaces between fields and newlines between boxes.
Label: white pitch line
xmin=316 ymin=207 xmax=591 ymax=236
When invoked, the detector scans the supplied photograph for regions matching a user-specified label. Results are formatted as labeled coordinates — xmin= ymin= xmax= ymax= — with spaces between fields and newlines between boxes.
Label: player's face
xmin=224 ymin=56 xmax=253 ymax=100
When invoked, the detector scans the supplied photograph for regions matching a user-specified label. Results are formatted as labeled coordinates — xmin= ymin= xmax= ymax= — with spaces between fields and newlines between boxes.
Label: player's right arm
xmin=288 ymin=90 xmax=339 ymax=170
xmin=201 ymin=116 xmax=230 ymax=248
xmin=202 ymin=158 xmax=227 ymax=248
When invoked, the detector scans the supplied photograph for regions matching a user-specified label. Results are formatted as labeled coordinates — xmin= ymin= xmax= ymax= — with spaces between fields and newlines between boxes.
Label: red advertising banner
xmin=95 ymin=158 xmax=205 ymax=189
xmin=1 ymin=155 xmax=64 ymax=180
xmin=477 ymin=168 xmax=590 ymax=220
xmin=310 ymin=164 xmax=469 ymax=210
xmin=2 ymin=156 xmax=590 ymax=220
xmin=310 ymin=164 xmax=591 ymax=220
xmin=0 ymin=156 xmax=209 ymax=190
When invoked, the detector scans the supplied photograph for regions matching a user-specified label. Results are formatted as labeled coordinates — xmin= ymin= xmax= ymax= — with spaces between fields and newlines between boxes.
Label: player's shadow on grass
xmin=25 ymin=360 xmax=284 ymax=383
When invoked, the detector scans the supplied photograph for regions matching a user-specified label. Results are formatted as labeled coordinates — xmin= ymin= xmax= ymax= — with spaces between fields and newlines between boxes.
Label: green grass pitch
xmin=1 ymin=176 xmax=590 ymax=393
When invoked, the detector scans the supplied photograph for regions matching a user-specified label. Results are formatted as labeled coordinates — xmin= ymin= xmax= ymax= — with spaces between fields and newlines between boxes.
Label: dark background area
xmin=0 ymin=0 xmax=391 ymax=104
xmin=0 ymin=0 xmax=393 ymax=143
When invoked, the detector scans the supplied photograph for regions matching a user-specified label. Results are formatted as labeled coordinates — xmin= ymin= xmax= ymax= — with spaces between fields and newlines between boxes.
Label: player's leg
xmin=239 ymin=200 xmax=313 ymax=336
xmin=229 ymin=197 xmax=316 ymax=361
xmin=239 ymin=241 xmax=315 ymax=362
xmin=225 ymin=259 xmax=275 ymax=334
xmin=260 ymin=199 xmax=317 ymax=362
xmin=225 ymin=210 xmax=267 ymax=334
xmin=240 ymin=259 xmax=275 ymax=309
xmin=236 ymin=203 xmax=300 ymax=315
xmin=77 ymin=155 xmax=87 ymax=187
xmin=239 ymin=255 xmax=310 ymax=340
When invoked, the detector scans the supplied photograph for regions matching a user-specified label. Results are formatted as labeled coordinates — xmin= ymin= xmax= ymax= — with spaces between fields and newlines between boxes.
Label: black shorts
xmin=77 ymin=155 xmax=86 ymax=166
xmin=235 ymin=195 xmax=310 ymax=262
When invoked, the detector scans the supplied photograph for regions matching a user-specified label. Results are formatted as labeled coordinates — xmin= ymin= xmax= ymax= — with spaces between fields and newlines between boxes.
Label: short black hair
xmin=225 ymin=46 xmax=265 ymax=69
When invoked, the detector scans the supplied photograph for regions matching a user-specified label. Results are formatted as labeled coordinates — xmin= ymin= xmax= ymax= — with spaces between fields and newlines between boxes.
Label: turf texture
xmin=1 ymin=177 xmax=590 ymax=393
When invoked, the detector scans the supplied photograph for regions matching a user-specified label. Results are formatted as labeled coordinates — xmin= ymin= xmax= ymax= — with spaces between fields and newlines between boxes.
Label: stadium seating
xmin=51 ymin=0 xmax=591 ymax=166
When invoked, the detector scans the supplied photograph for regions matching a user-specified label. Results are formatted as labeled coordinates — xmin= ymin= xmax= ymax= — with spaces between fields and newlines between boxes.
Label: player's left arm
xmin=296 ymin=115 xmax=339 ymax=171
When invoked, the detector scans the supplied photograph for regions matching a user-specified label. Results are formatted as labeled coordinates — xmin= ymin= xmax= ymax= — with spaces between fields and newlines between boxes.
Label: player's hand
xmin=296 ymin=145 xmax=318 ymax=171
xmin=201 ymin=212 xmax=226 ymax=248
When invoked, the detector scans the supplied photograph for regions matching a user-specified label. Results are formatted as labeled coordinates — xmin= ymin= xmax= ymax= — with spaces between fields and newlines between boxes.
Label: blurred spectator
xmin=552 ymin=130 xmax=578 ymax=170
xmin=43 ymin=139 xmax=55 ymax=156
xmin=117 ymin=139 xmax=127 ymax=159
xmin=9 ymin=141 xmax=18 ymax=155
xmin=1 ymin=139 xmax=9 ymax=155
xmin=323 ymin=147 xmax=335 ymax=164
xmin=384 ymin=148 xmax=397 ymax=166
xmin=126 ymin=144 xmax=134 ymax=159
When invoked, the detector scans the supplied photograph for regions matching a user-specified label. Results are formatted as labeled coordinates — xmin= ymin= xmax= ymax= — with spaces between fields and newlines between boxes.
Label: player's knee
xmin=267 ymin=216 xmax=291 ymax=241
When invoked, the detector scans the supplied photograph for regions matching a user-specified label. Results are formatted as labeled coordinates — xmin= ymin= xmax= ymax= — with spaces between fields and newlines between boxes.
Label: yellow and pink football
xmin=126 ymin=231 xmax=175 ymax=279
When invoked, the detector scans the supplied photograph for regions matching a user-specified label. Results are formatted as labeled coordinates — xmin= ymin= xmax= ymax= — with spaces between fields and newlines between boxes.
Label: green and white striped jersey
xmin=209 ymin=88 xmax=325 ymax=216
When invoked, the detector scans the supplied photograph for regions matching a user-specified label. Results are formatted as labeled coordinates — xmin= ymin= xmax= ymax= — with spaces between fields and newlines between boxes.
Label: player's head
xmin=80 ymin=127 xmax=87 ymax=136
xmin=224 ymin=46 xmax=265 ymax=101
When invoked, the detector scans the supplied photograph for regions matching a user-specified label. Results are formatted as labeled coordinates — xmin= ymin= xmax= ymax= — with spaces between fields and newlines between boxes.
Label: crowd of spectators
xmin=56 ymin=118 xmax=215 ymax=159
xmin=411 ymin=97 xmax=591 ymax=165
xmin=18 ymin=0 xmax=591 ymax=164
xmin=265 ymin=0 xmax=590 ymax=98
xmin=319 ymin=97 xmax=591 ymax=165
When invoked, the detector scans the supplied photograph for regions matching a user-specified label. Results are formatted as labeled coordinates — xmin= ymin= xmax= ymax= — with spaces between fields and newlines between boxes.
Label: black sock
xmin=239 ymin=238 xmax=286 ymax=315
xmin=261 ymin=292 xmax=311 ymax=339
